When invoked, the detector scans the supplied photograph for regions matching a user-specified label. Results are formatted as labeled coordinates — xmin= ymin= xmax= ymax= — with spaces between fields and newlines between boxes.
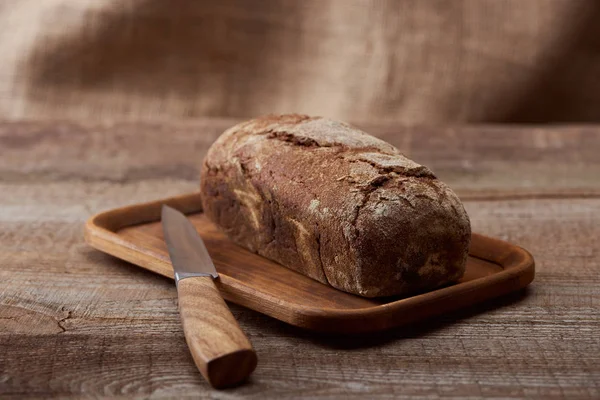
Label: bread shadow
xmin=252 ymin=288 xmax=531 ymax=350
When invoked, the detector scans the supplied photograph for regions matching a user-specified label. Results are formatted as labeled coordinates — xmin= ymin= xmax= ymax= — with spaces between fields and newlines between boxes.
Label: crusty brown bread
xmin=200 ymin=114 xmax=471 ymax=297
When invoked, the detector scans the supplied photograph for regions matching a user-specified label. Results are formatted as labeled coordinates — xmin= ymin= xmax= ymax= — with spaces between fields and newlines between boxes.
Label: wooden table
xmin=1 ymin=120 xmax=599 ymax=399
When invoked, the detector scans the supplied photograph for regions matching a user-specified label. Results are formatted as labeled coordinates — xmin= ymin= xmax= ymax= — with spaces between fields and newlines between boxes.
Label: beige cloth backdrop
xmin=1 ymin=0 xmax=600 ymax=125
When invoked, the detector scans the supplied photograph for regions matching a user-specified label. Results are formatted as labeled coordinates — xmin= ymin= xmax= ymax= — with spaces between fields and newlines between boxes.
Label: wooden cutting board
xmin=84 ymin=192 xmax=535 ymax=334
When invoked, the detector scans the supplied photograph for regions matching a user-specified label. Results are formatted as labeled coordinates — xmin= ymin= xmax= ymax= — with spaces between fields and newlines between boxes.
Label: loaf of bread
xmin=200 ymin=115 xmax=471 ymax=297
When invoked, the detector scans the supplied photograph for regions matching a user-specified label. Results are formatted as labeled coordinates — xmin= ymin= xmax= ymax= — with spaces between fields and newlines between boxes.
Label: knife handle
xmin=177 ymin=276 xmax=257 ymax=389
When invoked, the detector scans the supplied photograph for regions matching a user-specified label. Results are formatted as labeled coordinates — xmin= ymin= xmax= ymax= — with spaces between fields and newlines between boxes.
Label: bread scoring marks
xmin=248 ymin=115 xmax=399 ymax=154
xmin=347 ymin=152 xmax=435 ymax=178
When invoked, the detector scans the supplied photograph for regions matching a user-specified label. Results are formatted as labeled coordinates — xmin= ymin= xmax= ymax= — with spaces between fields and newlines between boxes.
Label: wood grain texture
xmin=1 ymin=120 xmax=599 ymax=399
xmin=177 ymin=277 xmax=257 ymax=389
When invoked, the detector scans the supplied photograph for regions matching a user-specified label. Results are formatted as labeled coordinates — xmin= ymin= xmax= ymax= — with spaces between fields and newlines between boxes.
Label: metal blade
xmin=161 ymin=205 xmax=218 ymax=282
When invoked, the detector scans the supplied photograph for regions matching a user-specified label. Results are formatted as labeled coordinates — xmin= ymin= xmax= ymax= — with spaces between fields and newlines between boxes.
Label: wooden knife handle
xmin=177 ymin=276 xmax=257 ymax=389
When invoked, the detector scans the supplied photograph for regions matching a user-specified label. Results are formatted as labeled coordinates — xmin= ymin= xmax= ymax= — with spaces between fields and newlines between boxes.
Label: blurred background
xmin=1 ymin=0 xmax=600 ymax=125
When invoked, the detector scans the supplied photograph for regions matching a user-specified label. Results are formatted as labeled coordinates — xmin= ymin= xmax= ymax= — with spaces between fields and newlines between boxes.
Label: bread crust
xmin=200 ymin=114 xmax=471 ymax=297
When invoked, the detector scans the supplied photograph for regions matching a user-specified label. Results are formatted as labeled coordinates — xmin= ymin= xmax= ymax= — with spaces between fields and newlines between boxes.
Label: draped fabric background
xmin=1 ymin=0 xmax=600 ymax=125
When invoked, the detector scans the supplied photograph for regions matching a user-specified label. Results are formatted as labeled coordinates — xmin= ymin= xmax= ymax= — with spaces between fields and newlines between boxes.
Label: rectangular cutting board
xmin=84 ymin=192 xmax=535 ymax=334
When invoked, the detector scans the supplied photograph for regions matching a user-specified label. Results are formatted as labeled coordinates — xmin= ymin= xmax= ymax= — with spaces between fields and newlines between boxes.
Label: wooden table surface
xmin=1 ymin=119 xmax=599 ymax=399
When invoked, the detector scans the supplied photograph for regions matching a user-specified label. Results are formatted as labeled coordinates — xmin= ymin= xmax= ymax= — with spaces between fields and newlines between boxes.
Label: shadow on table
xmin=252 ymin=288 xmax=531 ymax=350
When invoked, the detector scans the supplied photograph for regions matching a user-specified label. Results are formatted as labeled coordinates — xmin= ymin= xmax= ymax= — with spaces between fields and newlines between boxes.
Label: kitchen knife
xmin=161 ymin=205 xmax=257 ymax=389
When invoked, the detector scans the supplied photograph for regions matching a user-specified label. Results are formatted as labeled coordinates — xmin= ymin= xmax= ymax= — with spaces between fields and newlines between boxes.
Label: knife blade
xmin=162 ymin=205 xmax=218 ymax=282
xmin=161 ymin=205 xmax=257 ymax=389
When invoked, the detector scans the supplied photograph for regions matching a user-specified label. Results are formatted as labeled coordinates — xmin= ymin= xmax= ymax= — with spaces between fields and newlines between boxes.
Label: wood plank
xmin=1 ymin=197 xmax=599 ymax=398
xmin=1 ymin=120 xmax=599 ymax=398
xmin=0 ymin=121 xmax=598 ymax=198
